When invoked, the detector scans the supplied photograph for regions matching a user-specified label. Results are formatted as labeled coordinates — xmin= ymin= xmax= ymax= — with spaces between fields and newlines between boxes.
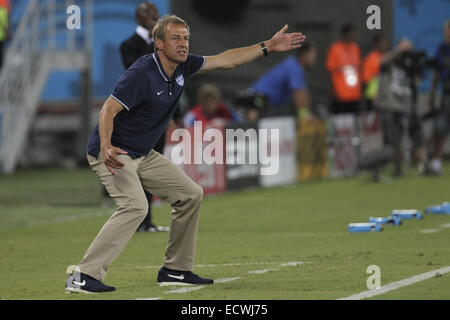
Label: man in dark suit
xmin=120 ymin=2 xmax=158 ymax=69
xmin=118 ymin=1 xmax=172 ymax=232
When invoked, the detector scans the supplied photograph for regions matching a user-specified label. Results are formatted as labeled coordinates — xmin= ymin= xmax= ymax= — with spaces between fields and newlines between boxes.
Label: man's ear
xmin=155 ymin=37 xmax=164 ymax=51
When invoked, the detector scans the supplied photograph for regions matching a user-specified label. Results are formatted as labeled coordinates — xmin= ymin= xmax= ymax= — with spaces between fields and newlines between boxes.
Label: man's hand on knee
xmin=101 ymin=145 xmax=128 ymax=175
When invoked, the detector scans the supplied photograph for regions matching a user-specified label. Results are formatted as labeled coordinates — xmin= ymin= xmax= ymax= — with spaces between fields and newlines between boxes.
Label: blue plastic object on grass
xmin=369 ymin=216 xmax=402 ymax=226
xmin=348 ymin=223 xmax=383 ymax=233
xmin=425 ymin=202 xmax=450 ymax=215
xmin=391 ymin=210 xmax=422 ymax=220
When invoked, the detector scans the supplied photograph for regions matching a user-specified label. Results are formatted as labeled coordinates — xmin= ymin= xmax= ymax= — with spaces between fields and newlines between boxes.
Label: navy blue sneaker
xmin=157 ymin=267 xmax=214 ymax=286
xmin=65 ymin=272 xmax=115 ymax=293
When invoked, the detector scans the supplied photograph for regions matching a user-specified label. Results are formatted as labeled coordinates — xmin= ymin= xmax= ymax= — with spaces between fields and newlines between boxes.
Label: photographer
xmin=362 ymin=34 xmax=412 ymax=110
xmin=369 ymin=36 xmax=428 ymax=176
xmin=427 ymin=20 xmax=450 ymax=175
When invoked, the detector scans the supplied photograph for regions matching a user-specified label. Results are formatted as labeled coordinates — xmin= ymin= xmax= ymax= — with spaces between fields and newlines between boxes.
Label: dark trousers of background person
xmin=434 ymin=88 xmax=450 ymax=140
xmin=381 ymin=110 xmax=425 ymax=176
xmin=330 ymin=99 xmax=361 ymax=115
xmin=381 ymin=111 xmax=405 ymax=175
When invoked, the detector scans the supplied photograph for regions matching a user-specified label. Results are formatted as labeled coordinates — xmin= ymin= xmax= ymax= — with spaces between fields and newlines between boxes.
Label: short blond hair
xmin=152 ymin=14 xmax=190 ymax=41
xmin=197 ymin=84 xmax=222 ymax=105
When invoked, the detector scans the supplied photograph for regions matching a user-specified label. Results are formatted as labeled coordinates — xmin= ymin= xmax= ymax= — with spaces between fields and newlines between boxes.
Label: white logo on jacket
xmin=176 ymin=75 xmax=184 ymax=86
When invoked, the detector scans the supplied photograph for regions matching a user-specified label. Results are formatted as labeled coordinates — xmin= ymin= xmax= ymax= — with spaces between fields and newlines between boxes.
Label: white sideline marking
xmin=420 ymin=228 xmax=439 ymax=234
xmin=338 ymin=266 xmax=450 ymax=300
xmin=165 ymin=286 xmax=205 ymax=294
xmin=215 ymin=277 xmax=240 ymax=283
xmin=440 ymin=223 xmax=450 ymax=228
xmin=136 ymin=261 xmax=305 ymax=299
xmin=280 ymin=261 xmax=305 ymax=267
xmin=248 ymin=268 xmax=280 ymax=274
xmin=136 ymin=261 xmax=305 ymax=269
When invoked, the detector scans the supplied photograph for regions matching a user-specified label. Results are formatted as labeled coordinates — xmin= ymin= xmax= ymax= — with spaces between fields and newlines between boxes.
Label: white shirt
xmin=136 ymin=25 xmax=153 ymax=45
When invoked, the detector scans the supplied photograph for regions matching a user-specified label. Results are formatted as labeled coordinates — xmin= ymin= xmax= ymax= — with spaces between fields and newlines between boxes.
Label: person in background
xmin=120 ymin=2 xmax=157 ymax=68
xmin=0 ymin=0 xmax=10 ymax=70
xmin=183 ymin=83 xmax=241 ymax=127
xmin=249 ymin=41 xmax=317 ymax=120
xmin=427 ymin=20 xmax=450 ymax=175
xmin=362 ymin=34 xmax=422 ymax=176
xmin=118 ymin=1 xmax=170 ymax=232
xmin=362 ymin=34 xmax=412 ymax=110
xmin=326 ymin=24 xmax=361 ymax=115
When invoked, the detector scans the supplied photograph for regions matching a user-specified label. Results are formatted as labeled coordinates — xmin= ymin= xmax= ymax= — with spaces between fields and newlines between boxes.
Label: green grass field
xmin=0 ymin=163 xmax=449 ymax=300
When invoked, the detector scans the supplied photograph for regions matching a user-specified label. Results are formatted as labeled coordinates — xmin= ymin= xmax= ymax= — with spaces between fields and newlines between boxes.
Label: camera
xmin=234 ymin=89 xmax=269 ymax=110
xmin=395 ymin=50 xmax=433 ymax=76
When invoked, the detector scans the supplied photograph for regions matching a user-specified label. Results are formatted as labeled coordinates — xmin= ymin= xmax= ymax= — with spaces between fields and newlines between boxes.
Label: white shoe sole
xmin=65 ymin=287 xmax=96 ymax=294
xmin=65 ymin=287 xmax=115 ymax=294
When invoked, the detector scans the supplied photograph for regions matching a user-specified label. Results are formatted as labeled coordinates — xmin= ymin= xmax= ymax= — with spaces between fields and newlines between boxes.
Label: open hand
xmin=267 ymin=25 xmax=306 ymax=53
xmin=101 ymin=145 xmax=128 ymax=175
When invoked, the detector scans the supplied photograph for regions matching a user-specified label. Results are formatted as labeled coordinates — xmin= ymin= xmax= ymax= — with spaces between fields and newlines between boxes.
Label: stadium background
xmin=2 ymin=0 xmax=449 ymax=181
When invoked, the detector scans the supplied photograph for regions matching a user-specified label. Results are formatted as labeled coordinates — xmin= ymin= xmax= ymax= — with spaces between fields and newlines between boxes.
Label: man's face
xmin=344 ymin=30 xmax=355 ymax=43
xmin=156 ymin=23 xmax=190 ymax=63
xmin=377 ymin=38 xmax=388 ymax=52
xmin=137 ymin=3 xmax=160 ymax=32
xmin=305 ymin=47 xmax=317 ymax=66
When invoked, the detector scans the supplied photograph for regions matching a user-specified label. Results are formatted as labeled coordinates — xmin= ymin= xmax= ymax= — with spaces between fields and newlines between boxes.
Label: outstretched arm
xmin=201 ymin=25 xmax=306 ymax=72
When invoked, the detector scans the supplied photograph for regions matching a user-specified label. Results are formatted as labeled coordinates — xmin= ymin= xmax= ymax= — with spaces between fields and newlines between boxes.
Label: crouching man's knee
xmin=174 ymin=183 xmax=203 ymax=208
xmin=121 ymin=196 xmax=149 ymax=218
xmin=191 ymin=184 xmax=204 ymax=204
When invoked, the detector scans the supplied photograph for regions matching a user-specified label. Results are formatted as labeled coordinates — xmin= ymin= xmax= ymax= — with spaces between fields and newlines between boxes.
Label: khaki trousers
xmin=78 ymin=150 xmax=203 ymax=281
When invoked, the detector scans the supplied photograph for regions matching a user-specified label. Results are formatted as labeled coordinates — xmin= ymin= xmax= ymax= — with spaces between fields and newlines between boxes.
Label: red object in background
xmin=334 ymin=127 xmax=354 ymax=171
xmin=0 ymin=0 xmax=10 ymax=13
xmin=187 ymin=103 xmax=234 ymax=124
xmin=163 ymin=122 xmax=227 ymax=195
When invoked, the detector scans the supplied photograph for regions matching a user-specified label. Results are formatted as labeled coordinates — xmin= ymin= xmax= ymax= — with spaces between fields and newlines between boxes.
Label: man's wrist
xmin=260 ymin=42 xmax=269 ymax=57
xmin=264 ymin=39 xmax=274 ymax=53
xmin=100 ymin=142 xmax=112 ymax=150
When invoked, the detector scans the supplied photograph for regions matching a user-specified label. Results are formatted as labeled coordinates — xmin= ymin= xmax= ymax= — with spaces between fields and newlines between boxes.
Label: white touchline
xmin=165 ymin=286 xmax=205 ymax=294
xmin=248 ymin=268 xmax=280 ymax=274
xmin=280 ymin=261 xmax=305 ymax=267
xmin=338 ymin=266 xmax=450 ymax=300
xmin=214 ymin=277 xmax=241 ymax=283
xmin=135 ymin=261 xmax=306 ymax=299
xmin=420 ymin=228 xmax=439 ymax=234
xmin=136 ymin=261 xmax=306 ymax=269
